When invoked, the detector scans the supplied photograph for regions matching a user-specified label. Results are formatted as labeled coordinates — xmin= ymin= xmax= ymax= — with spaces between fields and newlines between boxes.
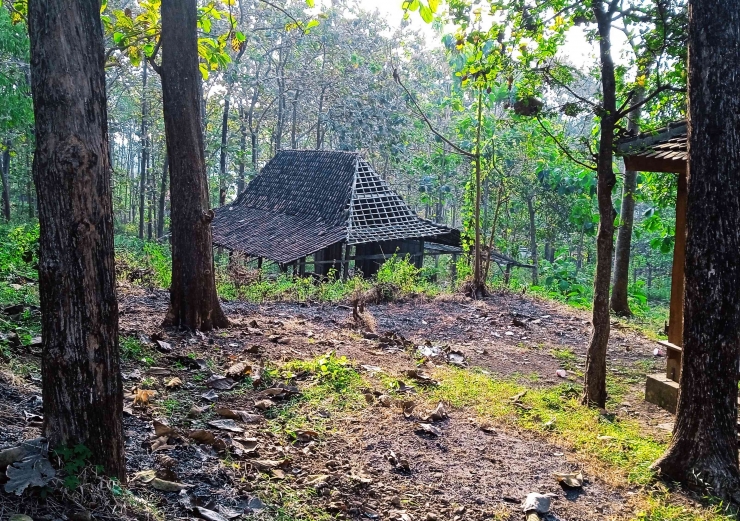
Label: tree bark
xmin=161 ymin=0 xmax=228 ymax=331
xmin=610 ymin=85 xmax=646 ymax=316
xmin=653 ymin=0 xmax=740 ymax=501
xmin=157 ymin=153 xmax=168 ymax=239
xmin=1 ymin=141 xmax=10 ymax=221
xmin=582 ymin=1 xmax=618 ymax=408
xmin=28 ymin=0 xmax=124 ymax=479
xmin=138 ymin=62 xmax=148 ymax=239
xmin=527 ymin=196 xmax=539 ymax=285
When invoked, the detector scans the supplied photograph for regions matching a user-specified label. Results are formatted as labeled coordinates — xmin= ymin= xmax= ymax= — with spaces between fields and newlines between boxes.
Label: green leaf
xmin=199 ymin=62 xmax=209 ymax=80
xmin=235 ymin=30 xmax=245 ymax=42
xmin=419 ymin=4 xmax=433 ymax=23
xmin=306 ymin=19 xmax=319 ymax=29
xmin=306 ymin=0 xmax=315 ymax=6
xmin=428 ymin=0 xmax=440 ymax=12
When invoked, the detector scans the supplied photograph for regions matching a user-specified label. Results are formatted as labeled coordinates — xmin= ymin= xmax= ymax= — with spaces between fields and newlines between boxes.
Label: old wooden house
xmin=212 ymin=150 xmax=462 ymax=277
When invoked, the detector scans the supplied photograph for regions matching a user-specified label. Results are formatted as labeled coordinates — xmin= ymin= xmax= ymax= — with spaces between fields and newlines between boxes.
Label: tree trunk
xmin=610 ymin=85 xmax=646 ymax=316
xmin=219 ymin=96 xmax=229 ymax=206
xmin=161 ymin=0 xmax=228 ymax=331
xmin=582 ymin=2 xmax=618 ymax=408
xmin=157 ymin=154 xmax=168 ymax=239
xmin=237 ymin=105 xmax=247 ymax=195
xmin=472 ymin=89 xmax=484 ymax=297
xmin=527 ymin=196 xmax=539 ymax=285
xmin=1 ymin=141 xmax=10 ymax=221
xmin=316 ymin=84 xmax=327 ymax=149
xmin=653 ymin=0 xmax=740 ymax=501
xmin=138 ymin=62 xmax=148 ymax=239
xmin=28 ymin=0 xmax=124 ymax=479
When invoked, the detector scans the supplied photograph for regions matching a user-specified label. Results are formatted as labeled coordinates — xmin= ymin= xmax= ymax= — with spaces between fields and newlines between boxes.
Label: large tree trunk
xmin=653 ymin=0 xmax=740 ymax=501
xmin=28 ymin=0 xmax=124 ymax=479
xmin=161 ymin=0 xmax=228 ymax=331
xmin=157 ymin=153 xmax=168 ymax=239
xmin=1 ymin=141 xmax=10 ymax=221
xmin=138 ymin=62 xmax=148 ymax=239
xmin=582 ymin=1 xmax=618 ymax=408
xmin=527 ymin=196 xmax=539 ymax=285
xmin=219 ymin=96 xmax=229 ymax=206
xmin=610 ymin=85 xmax=646 ymax=316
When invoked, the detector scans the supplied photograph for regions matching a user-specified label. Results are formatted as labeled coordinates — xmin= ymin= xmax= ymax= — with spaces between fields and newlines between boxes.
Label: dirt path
xmin=0 ymin=289 xmax=680 ymax=521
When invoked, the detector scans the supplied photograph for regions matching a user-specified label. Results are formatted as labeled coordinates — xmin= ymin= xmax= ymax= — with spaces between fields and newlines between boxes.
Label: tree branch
xmin=393 ymin=69 xmax=476 ymax=159
xmin=535 ymin=115 xmax=596 ymax=171
xmin=616 ymin=83 xmax=685 ymax=119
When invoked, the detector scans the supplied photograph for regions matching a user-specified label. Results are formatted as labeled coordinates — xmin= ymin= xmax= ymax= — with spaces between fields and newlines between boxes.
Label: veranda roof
xmin=212 ymin=150 xmax=461 ymax=264
xmin=616 ymin=121 xmax=687 ymax=174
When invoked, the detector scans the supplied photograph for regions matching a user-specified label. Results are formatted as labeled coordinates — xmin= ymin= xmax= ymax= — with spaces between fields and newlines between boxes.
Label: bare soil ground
xmin=0 ymin=288 xmax=680 ymax=521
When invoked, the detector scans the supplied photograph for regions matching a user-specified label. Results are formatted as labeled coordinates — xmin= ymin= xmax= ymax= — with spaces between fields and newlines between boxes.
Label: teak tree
xmin=159 ymin=0 xmax=229 ymax=331
xmin=653 ymin=0 xmax=740 ymax=502
xmin=27 ymin=0 xmax=124 ymax=478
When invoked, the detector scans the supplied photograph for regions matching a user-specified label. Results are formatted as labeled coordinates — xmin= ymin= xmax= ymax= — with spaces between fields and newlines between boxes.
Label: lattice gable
xmin=346 ymin=158 xmax=453 ymax=245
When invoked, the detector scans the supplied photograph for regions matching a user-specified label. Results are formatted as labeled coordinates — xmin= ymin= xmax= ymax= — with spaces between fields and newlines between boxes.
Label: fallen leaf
xmin=271 ymin=468 xmax=286 ymax=479
xmin=294 ymin=429 xmax=319 ymax=442
xmin=132 ymin=469 xmax=157 ymax=483
xmin=378 ymin=395 xmax=392 ymax=407
xmin=4 ymin=450 xmax=55 ymax=495
xmin=134 ymin=389 xmax=158 ymax=407
xmin=421 ymin=402 xmax=448 ymax=422
xmin=402 ymin=400 xmax=416 ymax=418
xmin=254 ymin=399 xmax=275 ymax=410
xmin=155 ymin=340 xmax=172 ymax=352
xmin=201 ymin=390 xmax=219 ymax=402
xmin=150 ymin=477 xmax=188 ymax=492
xmin=165 ymin=377 xmax=183 ymax=389
xmin=206 ymin=375 xmax=239 ymax=390
xmin=208 ymin=419 xmax=244 ymax=433
xmin=195 ymin=506 xmax=229 ymax=521
xmin=217 ymin=505 xmax=243 ymax=519
xmin=247 ymin=497 xmax=266 ymax=513
xmin=522 ymin=492 xmax=551 ymax=514
xmin=554 ymin=471 xmax=584 ymax=488
xmin=416 ymin=423 xmax=442 ymax=437
xmin=188 ymin=430 xmax=216 ymax=445
xmin=225 ymin=361 xmax=252 ymax=379
xmin=148 ymin=367 xmax=170 ymax=376
xmin=153 ymin=420 xmax=175 ymax=437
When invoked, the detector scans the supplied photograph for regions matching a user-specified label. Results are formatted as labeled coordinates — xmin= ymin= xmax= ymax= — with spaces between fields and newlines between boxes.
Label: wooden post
xmin=666 ymin=169 xmax=688 ymax=381
xmin=504 ymin=264 xmax=512 ymax=286
xmin=298 ymin=256 xmax=306 ymax=277
xmin=341 ymin=243 xmax=350 ymax=281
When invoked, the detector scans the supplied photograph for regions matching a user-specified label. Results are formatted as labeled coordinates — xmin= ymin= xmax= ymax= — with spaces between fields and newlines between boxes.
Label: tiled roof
xmin=212 ymin=150 xmax=460 ymax=263
xmin=616 ymin=121 xmax=687 ymax=173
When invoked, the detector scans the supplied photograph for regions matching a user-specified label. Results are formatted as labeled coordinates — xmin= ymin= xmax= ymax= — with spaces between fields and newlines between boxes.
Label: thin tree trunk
xmin=527 ymin=196 xmax=539 ymax=285
xmin=472 ymin=89 xmax=484 ymax=296
xmin=610 ymin=85 xmax=647 ymax=316
xmin=653 ymin=0 xmax=740 ymax=501
xmin=157 ymin=153 xmax=168 ymax=239
xmin=316 ymin=84 xmax=326 ymax=149
xmin=582 ymin=1 xmax=618 ymax=408
xmin=1 ymin=141 xmax=10 ymax=221
xmin=237 ymin=105 xmax=247 ymax=195
xmin=219 ymin=96 xmax=229 ymax=206
xmin=138 ymin=62 xmax=148 ymax=239
xmin=28 ymin=0 xmax=124 ymax=479
xmin=161 ymin=0 xmax=228 ymax=331
xmin=483 ymin=185 xmax=505 ymax=281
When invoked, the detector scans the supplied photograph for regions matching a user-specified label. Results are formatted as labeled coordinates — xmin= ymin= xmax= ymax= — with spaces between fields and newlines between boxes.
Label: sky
xmin=311 ymin=0 xmax=630 ymax=71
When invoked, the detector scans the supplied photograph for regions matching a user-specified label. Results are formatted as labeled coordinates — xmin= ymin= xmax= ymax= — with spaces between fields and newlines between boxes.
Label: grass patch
xmin=120 ymin=336 xmax=157 ymax=366
xmin=550 ymin=347 xmax=578 ymax=370
xmin=267 ymin=352 xmax=366 ymax=438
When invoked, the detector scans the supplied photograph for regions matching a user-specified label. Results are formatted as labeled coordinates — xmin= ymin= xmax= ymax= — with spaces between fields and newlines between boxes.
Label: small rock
xmin=9 ymin=515 xmax=34 ymax=521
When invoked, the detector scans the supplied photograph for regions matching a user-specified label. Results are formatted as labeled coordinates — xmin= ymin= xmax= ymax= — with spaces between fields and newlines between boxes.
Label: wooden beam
xmin=624 ymin=156 xmax=686 ymax=175
xmin=668 ymin=170 xmax=687 ymax=366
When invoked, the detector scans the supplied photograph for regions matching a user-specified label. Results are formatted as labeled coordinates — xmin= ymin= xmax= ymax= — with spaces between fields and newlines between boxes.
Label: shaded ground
xmin=0 ymin=288 xmax=681 ymax=521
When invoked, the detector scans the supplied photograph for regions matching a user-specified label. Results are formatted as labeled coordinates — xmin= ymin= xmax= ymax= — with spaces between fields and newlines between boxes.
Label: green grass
xmin=267 ymin=353 xmax=366 ymax=437
xmin=550 ymin=347 xmax=578 ymax=370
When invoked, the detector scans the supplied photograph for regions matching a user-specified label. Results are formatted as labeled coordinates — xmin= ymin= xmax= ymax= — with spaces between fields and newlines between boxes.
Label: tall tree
xmin=27 ymin=0 xmax=124 ymax=478
xmin=653 ymin=0 xmax=740 ymax=501
xmin=1 ymin=141 xmax=9 ymax=221
xmin=160 ymin=0 xmax=229 ymax=330
xmin=138 ymin=61 xmax=148 ymax=239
